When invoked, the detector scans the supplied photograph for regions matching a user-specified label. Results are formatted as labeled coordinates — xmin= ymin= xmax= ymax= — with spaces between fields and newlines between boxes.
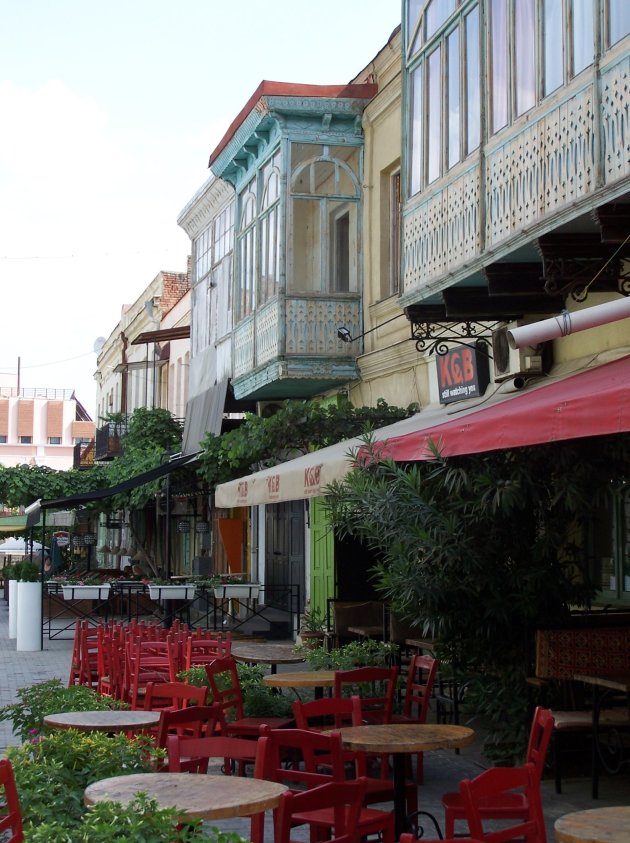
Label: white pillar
xmin=8 ymin=579 xmax=18 ymax=639
xmin=16 ymin=581 xmax=42 ymax=651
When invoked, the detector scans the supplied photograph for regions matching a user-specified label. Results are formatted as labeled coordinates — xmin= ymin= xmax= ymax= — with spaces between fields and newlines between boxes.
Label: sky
xmin=0 ymin=0 xmax=401 ymax=419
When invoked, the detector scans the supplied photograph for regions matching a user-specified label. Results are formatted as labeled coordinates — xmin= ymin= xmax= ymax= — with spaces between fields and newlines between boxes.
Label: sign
xmin=53 ymin=530 xmax=70 ymax=547
xmin=195 ymin=521 xmax=210 ymax=533
xmin=437 ymin=343 xmax=490 ymax=405
xmin=83 ymin=533 xmax=97 ymax=545
xmin=176 ymin=520 xmax=190 ymax=533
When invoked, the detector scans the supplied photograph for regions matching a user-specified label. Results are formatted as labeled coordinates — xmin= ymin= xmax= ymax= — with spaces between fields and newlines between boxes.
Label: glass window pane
xmin=407 ymin=0 xmax=424 ymax=50
xmin=609 ymin=0 xmax=630 ymax=46
xmin=465 ymin=7 xmax=481 ymax=153
xmin=572 ymin=0 xmax=594 ymax=75
xmin=515 ymin=0 xmax=536 ymax=115
xmin=409 ymin=64 xmax=423 ymax=197
xmin=427 ymin=46 xmax=442 ymax=183
xmin=491 ymin=0 xmax=508 ymax=133
xmin=544 ymin=0 xmax=564 ymax=95
xmin=447 ymin=27 xmax=460 ymax=169
xmin=290 ymin=198 xmax=322 ymax=292
xmin=425 ymin=0 xmax=456 ymax=41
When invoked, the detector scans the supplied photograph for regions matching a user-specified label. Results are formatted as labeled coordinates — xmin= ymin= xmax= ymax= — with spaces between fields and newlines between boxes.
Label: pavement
xmin=1 ymin=597 xmax=628 ymax=840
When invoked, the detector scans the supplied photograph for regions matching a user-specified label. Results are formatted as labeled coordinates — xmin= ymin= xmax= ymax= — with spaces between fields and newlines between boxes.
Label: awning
xmin=26 ymin=452 xmax=199 ymax=526
xmin=182 ymin=380 xmax=229 ymax=456
xmin=214 ymin=353 xmax=630 ymax=508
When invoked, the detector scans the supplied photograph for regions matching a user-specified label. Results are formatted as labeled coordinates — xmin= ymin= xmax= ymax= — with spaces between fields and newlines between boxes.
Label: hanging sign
xmin=437 ymin=343 xmax=490 ymax=405
xmin=195 ymin=521 xmax=210 ymax=533
xmin=83 ymin=533 xmax=97 ymax=545
xmin=176 ymin=520 xmax=191 ymax=533
xmin=53 ymin=530 xmax=70 ymax=547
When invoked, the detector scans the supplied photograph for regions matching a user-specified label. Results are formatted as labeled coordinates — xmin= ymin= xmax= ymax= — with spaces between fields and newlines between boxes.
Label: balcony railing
xmin=94 ymin=423 xmax=127 ymax=461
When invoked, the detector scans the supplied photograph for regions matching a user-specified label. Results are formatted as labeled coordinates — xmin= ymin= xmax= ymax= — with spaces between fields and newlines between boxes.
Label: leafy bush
xmin=294 ymin=639 xmax=398 ymax=671
xmin=8 ymin=730 xmax=162 ymax=831
xmin=24 ymin=790 xmax=248 ymax=841
xmin=179 ymin=663 xmax=293 ymax=718
xmin=0 ymin=679 xmax=128 ymax=742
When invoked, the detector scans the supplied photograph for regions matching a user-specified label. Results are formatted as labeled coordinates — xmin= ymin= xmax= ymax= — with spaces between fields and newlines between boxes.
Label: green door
xmin=309 ymin=497 xmax=335 ymax=621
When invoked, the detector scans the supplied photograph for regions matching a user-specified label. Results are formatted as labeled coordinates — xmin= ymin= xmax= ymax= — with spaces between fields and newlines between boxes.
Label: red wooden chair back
xmin=274 ymin=779 xmax=368 ymax=843
xmin=204 ymin=656 xmax=246 ymax=721
xmin=143 ymin=681 xmax=208 ymax=711
xmin=154 ymin=703 xmax=224 ymax=753
xmin=459 ymin=763 xmax=546 ymax=843
xmin=183 ymin=635 xmax=232 ymax=670
xmin=166 ymin=733 xmax=262 ymax=774
xmin=292 ymin=695 xmax=362 ymax=731
xmin=0 ymin=759 xmax=24 ymax=842
xmin=333 ymin=665 xmax=399 ymax=724
xmin=526 ymin=706 xmax=555 ymax=782
xmin=401 ymin=654 xmax=439 ymax=722
xmin=258 ymin=727 xmax=345 ymax=789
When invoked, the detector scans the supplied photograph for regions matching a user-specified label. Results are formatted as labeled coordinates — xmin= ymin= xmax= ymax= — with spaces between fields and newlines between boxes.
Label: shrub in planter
xmin=8 ymin=730 xmax=163 ymax=831
xmin=0 ymin=678 xmax=128 ymax=742
xmin=17 ymin=560 xmax=41 ymax=581
xmin=179 ymin=663 xmax=293 ymax=718
xmin=24 ymin=793 xmax=247 ymax=842
xmin=294 ymin=638 xmax=398 ymax=671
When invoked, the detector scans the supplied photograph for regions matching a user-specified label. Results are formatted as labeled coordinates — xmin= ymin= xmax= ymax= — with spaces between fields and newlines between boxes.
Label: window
xmin=388 ymin=171 xmax=401 ymax=298
xmin=608 ymin=0 xmax=630 ymax=46
xmin=48 ymin=436 xmax=62 ymax=445
xmin=19 ymin=436 xmax=32 ymax=444
xmin=572 ymin=0 xmax=594 ymax=75
xmin=289 ymin=143 xmax=361 ymax=293
xmin=591 ymin=488 xmax=630 ymax=604
xmin=0 ymin=435 xmax=6 ymax=444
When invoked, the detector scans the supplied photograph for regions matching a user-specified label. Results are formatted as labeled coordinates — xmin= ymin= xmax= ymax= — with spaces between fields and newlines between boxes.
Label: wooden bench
xmin=534 ymin=622 xmax=630 ymax=792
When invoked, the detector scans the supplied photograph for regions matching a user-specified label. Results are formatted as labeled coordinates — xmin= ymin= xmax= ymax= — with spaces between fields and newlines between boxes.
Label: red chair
xmin=166 ymin=733 xmax=261 ymax=776
xmin=183 ymin=633 xmax=232 ymax=670
xmin=154 ymin=703 xmax=224 ymax=769
xmin=459 ymin=762 xmax=547 ymax=843
xmin=333 ymin=665 xmax=399 ymax=724
xmin=204 ymin=656 xmax=293 ymax=736
xmin=400 ymin=837 xmax=482 ymax=843
xmin=274 ymin=779 xmax=368 ymax=843
xmin=0 ymin=759 xmax=24 ymax=842
xmin=143 ymin=681 xmax=208 ymax=711
xmin=125 ymin=638 xmax=179 ymax=708
xmin=443 ymin=707 xmax=554 ymax=838
xmin=258 ymin=727 xmax=395 ymax=843
xmin=293 ymin=694 xmax=418 ymax=818
xmin=391 ymin=654 xmax=439 ymax=782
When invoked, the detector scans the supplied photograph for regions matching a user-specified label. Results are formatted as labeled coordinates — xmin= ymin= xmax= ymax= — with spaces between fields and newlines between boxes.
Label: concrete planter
xmin=8 ymin=579 xmax=18 ymax=639
xmin=16 ymin=581 xmax=42 ymax=651
xmin=62 ymin=584 xmax=112 ymax=600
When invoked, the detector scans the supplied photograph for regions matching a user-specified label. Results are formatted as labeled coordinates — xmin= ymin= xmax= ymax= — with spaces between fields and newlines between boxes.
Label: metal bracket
xmin=408 ymin=319 xmax=501 ymax=356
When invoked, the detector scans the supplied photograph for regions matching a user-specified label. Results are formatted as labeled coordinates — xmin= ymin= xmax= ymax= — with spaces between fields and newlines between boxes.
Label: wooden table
xmin=43 ymin=710 xmax=161 ymax=733
xmin=332 ymin=722 xmax=475 ymax=838
xmin=348 ymin=625 xmax=385 ymax=639
xmin=232 ymin=643 xmax=305 ymax=674
xmin=263 ymin=670 xmax=335 ymax=699
xmin=573 ymin=673 xmax=630 ymax=798
xmin=405 ymin=637 xmax=436 ymax=652
xmin=84 ymin=772 xmax=287 ymax=821
xmin=554 ymin=806 xmax=630 ymax=842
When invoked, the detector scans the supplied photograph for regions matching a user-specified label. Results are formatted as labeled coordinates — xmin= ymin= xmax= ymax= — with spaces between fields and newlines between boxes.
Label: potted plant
xmin=15 ymin=560 xmax=43 ymax=651
xmin=212 ymin=573 xmax=260 ymax=600
xmin=60 ymin=575 xmax=112 ymax=601
xmin=298 ymin=603 xmax=327 ymax=648
xmin=4 ymin=562 xmax=20 ymax=639
xmin=147 ymin=578 xmax=197 ymax=601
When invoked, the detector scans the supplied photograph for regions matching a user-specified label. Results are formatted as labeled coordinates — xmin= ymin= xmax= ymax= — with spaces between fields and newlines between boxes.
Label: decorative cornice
xmin=177 ymin=177 xmax=234 ymax=238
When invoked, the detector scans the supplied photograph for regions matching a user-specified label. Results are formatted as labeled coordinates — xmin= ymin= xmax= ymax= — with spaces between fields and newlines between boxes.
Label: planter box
xmin=213 ymin=583 xmax=260 ymax=600
xmin=62 ymin=584 xmax=112 ymax=600
xmin=148 ymin=585 xmax=196 ymax=601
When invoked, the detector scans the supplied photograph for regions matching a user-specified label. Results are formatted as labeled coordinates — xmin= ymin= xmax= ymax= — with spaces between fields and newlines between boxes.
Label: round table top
xmin=43 ymin=710 xmax=161 ymax=732
xmin=331 ymin=723 xmax=475 ymax=753
xmin=262 ymin=670 xmax=336 ymax=689
xmin=232 ymin=643 xmax=305 ymax=666
xmin=554 ymin=806 xmax=630 ymax=843
xmin=84 ymin=773 xmax=287 ymax=820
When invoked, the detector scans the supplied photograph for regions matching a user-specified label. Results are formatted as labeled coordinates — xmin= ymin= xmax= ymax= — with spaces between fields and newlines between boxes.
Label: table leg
xmin=391 ymin=753 xmax=408 ymax=838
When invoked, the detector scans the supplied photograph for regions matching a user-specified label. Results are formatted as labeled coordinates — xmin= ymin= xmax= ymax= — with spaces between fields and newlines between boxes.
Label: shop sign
xmin=83 ymin=533 xmax=97 ymax=545
xmin=195 ymin=521 xmax=210 ymax=533
xmin=53 ymin=530 xmax=70 ymax=547
xmin=437 ymin=344 xmax=490 ymax=405
xmin=176 ymin=520 xmax=190 ymax=533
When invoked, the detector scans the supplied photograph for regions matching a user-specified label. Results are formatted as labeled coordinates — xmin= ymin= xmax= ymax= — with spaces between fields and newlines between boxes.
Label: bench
xmin=534 ymin=622 xmax=630 ymax=793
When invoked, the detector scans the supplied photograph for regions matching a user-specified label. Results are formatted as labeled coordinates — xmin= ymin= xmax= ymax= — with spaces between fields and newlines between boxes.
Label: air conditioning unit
xmin=491 ymin=322 xmax=544 ymax=382
xmin=256 ymin=400 xmax=284 ymax=418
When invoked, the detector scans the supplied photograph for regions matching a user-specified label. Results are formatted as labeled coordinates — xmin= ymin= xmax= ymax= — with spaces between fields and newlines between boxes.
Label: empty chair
xmin=143 ymin=681 xmax=208 ymax=711
xmin=167 ymin=733 xmax=260 ymax=775
xmin=183 ymin=633 xmax=232 ymax=670
xmin=204 ymin=656 xmax=293 ymax=736
xmin=0 ymin=759 xmax=24 ymax=842
xmin=391 ymin=654 xmax=439 ymax=782
xmin=443 ymin=706 xmax=554 ymax=839
xmin=400 ymin=838 xmax=482 ymax=843
xmin=258 ymin=727 xmax=395 ymax=843
xmin=293 ymin=694 xmax=418 ymax=820
xmin=125 ymin=638 xmax=179 ymax=708
xmin=274 ymin=779 xmax=368 ymax=843
xmin=333 ymin=665 xmax=399 ymax=724
xmin=459 ymin=762 xmax=547 ymax=843
xmin=154 ymin=703 xmax=224 ymax=770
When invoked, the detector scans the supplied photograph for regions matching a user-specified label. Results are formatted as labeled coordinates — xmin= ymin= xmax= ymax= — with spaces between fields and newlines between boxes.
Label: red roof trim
xmin=209 ymin=80 xmax=378 ymax=167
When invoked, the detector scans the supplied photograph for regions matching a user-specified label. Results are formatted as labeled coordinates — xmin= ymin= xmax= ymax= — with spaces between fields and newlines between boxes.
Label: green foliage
xmin=0 ymin=679 xmax=128 ymax=741
xmin=197 ymin=398 xmax=416 ymax=488
xmin=17 ymin=560 xmax=41 ymax=581
xmin=323 ymin=435 xmax=627 ymax=761
xmin=300 ymin=604 xmax=327 ymax=632
xmin=2 ymin=561 xmax=21 ymax=580
xmin=179 ymin=663 xmax=293 ymax=718
xmin=25 ymin=794 xmax=246 ymax=842
xmin=8 ymin=730 xmax=162 ymax=832
xmin=295 ymin=639 xmax=398 ymax=671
